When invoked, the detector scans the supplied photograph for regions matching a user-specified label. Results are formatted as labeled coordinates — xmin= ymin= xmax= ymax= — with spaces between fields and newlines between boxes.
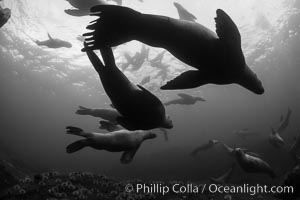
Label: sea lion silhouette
xmin=65 ymin=0 xmax=106 ymax=17
xmin=190 ymin=140 xmax=219 ymax=156
xmin=83 ymin=5 xmax=264 ymax=94
xmin=35 ymin=33 xmax=72 ymax=48
xmin=269 ymin=126 xmax=285 ymax=149
xmin=84 ymin=43 xmax=173 ymax=130
xmin=276 ymin=107 xmax=292 ymax=134
xmin=173 ymin=2 xmax=197 ymax=22
xmin=164 ymin=93 xmax=205 ymax=106
xmin=66 ymin=126 xmax=156 ymax=164
xmin=0 ymin=5 xmax=10 ymax=28
xmin=235 ymin=148 xmax=276 ymax=179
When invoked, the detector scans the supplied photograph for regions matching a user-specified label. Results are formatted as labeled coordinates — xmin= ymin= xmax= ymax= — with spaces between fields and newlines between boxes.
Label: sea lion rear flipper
xmin=160 ymin=70 xmax=206 ymax=90
xmin=82 ymin=5 xmax=141 ymax=50
xmin=215 ymin=9 xmax=241 ymax=47
xmin=120 ymin=149 xmax=138 ymax=164
xmin=66 ymin=139 xmax=89 ymax=153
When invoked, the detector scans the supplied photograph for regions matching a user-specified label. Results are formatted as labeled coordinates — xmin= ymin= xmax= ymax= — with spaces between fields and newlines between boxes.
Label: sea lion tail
xmin=66 ymin=140 xmax=88 ymax=153
xmin=82 ymin=5 xmax=142 ymax=51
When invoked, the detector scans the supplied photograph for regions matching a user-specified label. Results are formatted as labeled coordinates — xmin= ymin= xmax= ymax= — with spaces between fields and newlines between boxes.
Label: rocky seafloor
xmin=0 ymin=170 xmax=299 ymax=200
xmin=0 ymin=156 xmax=299 ymax=200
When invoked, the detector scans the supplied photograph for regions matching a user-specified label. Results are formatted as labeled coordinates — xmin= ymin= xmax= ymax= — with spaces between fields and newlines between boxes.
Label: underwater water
xmin=0 ymin=0 xmax=300 ymax=199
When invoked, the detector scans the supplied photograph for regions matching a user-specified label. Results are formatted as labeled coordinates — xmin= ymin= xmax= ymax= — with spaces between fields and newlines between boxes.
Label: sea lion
xmin=123 ymin=45 xmax=149 ymax=71
xmin=84 ymin=43 xmax=173 ymax=130
xmin=35 ymin=33 xmax=72 ymax=48
xmin=190 ymin=140 xmax=219 ymax=156
xmin=210 ymin=164 xmax=235 ymax=184
xmin=65 ymin=0 xmax=106 ymax=17
xmin=234 ymin=129 xmax=260 ymax=140
xmin=269 ymin=127 xmax=285 ymax=149
xmin=235 ymin=148 xmax=276 ymax=179
xmin=173 ymin=2 xmax=197 ymax=22
xmin=221 ymin=143 xmax=261 ymax=158
xmin=149 ymin=51 xmax=166 ymax=69
xmin=99 ymin=120 xmax=121 ymax=132
xmin=76 ymin=106 xmax=120 ymax=124
xmin=164 ymin=93 xmax=206 ymax=106
xmin=140 ymin=75 xmax=151 ymax=85
xmin=276 ymin=107 xmax=292 ymax=134
xmin=0 ymin=5 xmax=10 ymax=28
xmin=83 ymin=5 xmax=264 ymax=94
xmin=289 ymin=133 xmax=300 ymax=155
xmin=65 ymin=126 xmax=156 ymax=164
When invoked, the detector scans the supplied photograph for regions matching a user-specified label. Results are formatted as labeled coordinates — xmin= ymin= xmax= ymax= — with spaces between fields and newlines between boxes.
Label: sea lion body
xmin=235 ymin=148 xmax=276 ymax=179
xmin=85 ymin=6 xmax=264 ymax=94
xmin=164 ymin=93 xmax=205 ymax=106
xmin=66 ymin=126 xmax=156 ymax=163
xmin=85 ymin=45 xmax=173 ymax=130
xmin=173 ymin=2 xmax=197 ymax=22
xmin=36 ymin=34 xmax=72 ymax=48
xmin=190 ymin=140 xmax=219 ymax=156
xmin=269 ymin=127 xmax=285 ymax=148
xmin=0 ymin=7 xmax=10 ymax=28
xmin=65 ymin=0 xmax=106 ymax=16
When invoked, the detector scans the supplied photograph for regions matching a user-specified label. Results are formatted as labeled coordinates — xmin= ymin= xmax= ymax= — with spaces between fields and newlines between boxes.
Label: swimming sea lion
xmin=84 ymin=43 xmax=173 ymax=130
xmin=289 ymin=133 xmax=300 ymax=155
xmin=221 ymin=143 xmax=260 ymax=158
xmin=210 ymin=164 xmax=235 ymax=184
xmin=76 ymin=106 xmax=120 ymax=124
xmin=173 ymin=2 xmax=197 ymax=22
xmin=36 ymin=33 xmax=72 ymax=48
xmin=164 ymin=93 xmax=206 ymax=106
xmin=190 ymin=140 xmax=219 ymax=156
xmin=235 ymin=148 xmax=276 ymax=179
xmin=0 ymin=5 xmax=10 ymax=28
xmin=234 ymin=129 xmax=260 ymax=140
xmin=140 ymin=75 xmax=151 ymax=85
xmin=276 ymin=107 xmax=292 ymax=134
xmin=83 ymin=5 xmax=264 ymax=94
xmin=65 ymin=0 xmax=106 ymax=17
xmin=149 ymin=50 xmax=166 ymax=69
xmin=269 ymin=127 xmax=285 ymax=149
xmin=66 ymin=126 xmax=156 ymax=164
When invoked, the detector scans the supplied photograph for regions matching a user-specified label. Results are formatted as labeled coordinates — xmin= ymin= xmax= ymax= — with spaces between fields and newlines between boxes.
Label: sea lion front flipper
xmin=120 ymin=149 xmax=138 ymax=164
xmin=47 ymin=33 xmax=53 ymax=41
xmin=215 ymin=9 xmax=241 ymax=47
xmin=160 ymin=70 xmax=206 ymax=90
xmin=84 ymin=42 xmax=105 ymax=74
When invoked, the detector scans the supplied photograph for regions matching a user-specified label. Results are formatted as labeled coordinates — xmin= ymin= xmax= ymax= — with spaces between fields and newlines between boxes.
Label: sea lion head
xmin=234 ymin=148 xmax=245 ymax=157
xmin=236 ymin=65 xmax=264 ymax=95
xmin=161 ymin=115 xmax=173 ymax=129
